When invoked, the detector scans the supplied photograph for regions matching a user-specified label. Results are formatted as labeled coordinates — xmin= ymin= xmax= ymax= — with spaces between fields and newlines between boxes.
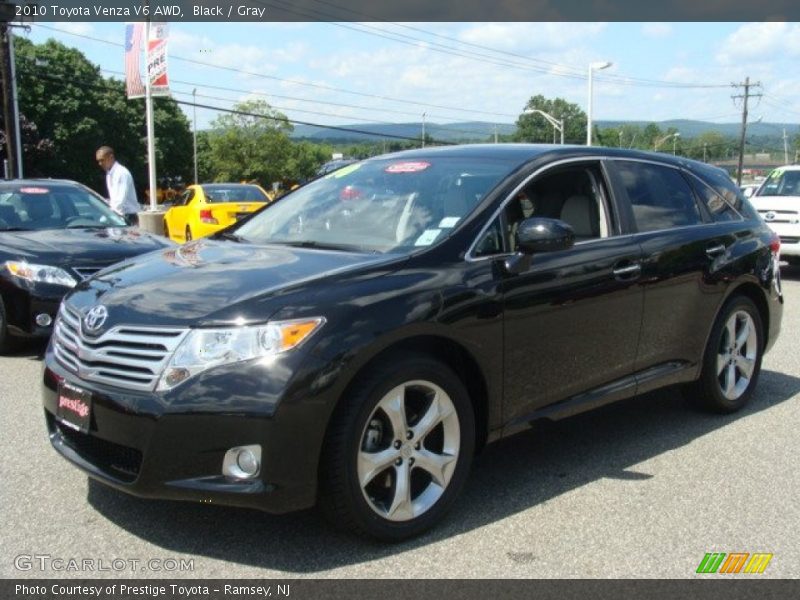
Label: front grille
xmin=52 ymin=304 xmax=188 ymax=392
xmin=780 ymin=236 xmax=800 ymax=244
xmin=759 ymin=209 xmax=799 ymax=224
xmin=49 ymin=414 xmax=142 ymax=482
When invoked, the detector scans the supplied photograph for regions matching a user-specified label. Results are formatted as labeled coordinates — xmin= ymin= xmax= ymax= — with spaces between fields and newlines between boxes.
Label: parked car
xmin=747 ymin=165 xmax=800 ymax=266
xmin=163 ymin=183 xmax=272 ymax=243
xmin=43 ymin=145 xmax=782 ymax=541
xmin=0 ymin=179 xmax=173 ymax=353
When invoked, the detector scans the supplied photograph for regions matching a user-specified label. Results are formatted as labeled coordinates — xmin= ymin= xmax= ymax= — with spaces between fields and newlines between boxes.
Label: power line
xmin=17 ymin=65 xmax=455 ymax=145
xmin=30 ymin=24 xmax=522 ymax=120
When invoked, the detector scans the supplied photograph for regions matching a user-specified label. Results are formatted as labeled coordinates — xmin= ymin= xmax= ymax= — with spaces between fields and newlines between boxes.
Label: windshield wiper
xmin=0 ymin=227 xmax=32 ymax=232
xmin=216 ymin=231 xmax=245 ymax=242
xmin=272 ymin=240 xmax=371 ymax=253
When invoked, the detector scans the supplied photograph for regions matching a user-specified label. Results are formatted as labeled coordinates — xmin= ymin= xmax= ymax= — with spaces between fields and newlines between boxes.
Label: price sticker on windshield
xmin=19 ymin=187 xmax=49 ymax=194
xmin=385 ymin=161 xmax=431 ymax=174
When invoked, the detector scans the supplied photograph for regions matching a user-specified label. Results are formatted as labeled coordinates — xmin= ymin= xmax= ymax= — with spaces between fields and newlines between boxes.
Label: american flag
xmin=124 ymin=23 xmax=145 ymax=99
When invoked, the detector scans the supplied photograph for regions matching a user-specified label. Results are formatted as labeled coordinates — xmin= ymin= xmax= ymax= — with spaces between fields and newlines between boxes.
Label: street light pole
xmin=421 ymin=112 xmax=426 ymax=148
xmin=654 ymin=132 xmax=680 ymax=152
xmin=524 ymin=108 xmax=564 ymax=144
xmin=192 ymin=88 xmax=198 ymax=184
xmin=587 ymin=61 xmax=612 ymax=146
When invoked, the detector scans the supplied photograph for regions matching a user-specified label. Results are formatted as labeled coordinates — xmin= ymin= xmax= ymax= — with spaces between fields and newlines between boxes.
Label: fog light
xmin=222 ymin=445 xmax=261 ymax=480
xmin=36 ymin=313 xmax=53 ymax=327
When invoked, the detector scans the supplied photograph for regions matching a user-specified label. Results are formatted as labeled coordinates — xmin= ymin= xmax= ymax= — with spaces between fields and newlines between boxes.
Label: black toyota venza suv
xmin=43 ymin=145 xmax=783 ymax=541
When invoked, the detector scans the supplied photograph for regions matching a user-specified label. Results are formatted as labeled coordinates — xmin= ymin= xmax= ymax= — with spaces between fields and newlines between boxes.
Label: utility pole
xmin=783 ymin=128 xmax=789 ymax=165
xmin=703 ymin=143 xmax=708 ymax=163
xmin=0 ymin=18 xmax=18 ymax=179
xmin=732 ymin=77 xmax=762 ymax=186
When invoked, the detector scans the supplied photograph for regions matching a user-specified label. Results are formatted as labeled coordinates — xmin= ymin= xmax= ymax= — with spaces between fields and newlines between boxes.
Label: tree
xmin=14 ymin=37 xmax=192 ymax=195
xmin=206 ymin=99 xmax=294 ymax=186
xmin=514 ymin=95 xmax=586 ymax=144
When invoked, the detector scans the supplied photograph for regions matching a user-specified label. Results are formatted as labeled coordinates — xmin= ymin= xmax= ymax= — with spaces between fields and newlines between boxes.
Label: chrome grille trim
xmin=53 ymin=304 xmax=188 ymax=392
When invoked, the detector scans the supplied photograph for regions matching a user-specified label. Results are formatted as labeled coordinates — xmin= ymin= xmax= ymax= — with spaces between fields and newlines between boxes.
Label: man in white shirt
xmin=95 ymin=146 xmax=140 ymax=226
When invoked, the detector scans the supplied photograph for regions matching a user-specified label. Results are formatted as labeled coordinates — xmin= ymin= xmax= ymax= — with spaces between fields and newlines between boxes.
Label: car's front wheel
xmin=185 ymin=226 xmax=193 ymax=242
xmin=320 ymin=355 xmax=475 ymax=541
xmin=690 ymin=295 xmax=764 ymax=413
xmin=0 ymin=296 xmax=13 ymax=354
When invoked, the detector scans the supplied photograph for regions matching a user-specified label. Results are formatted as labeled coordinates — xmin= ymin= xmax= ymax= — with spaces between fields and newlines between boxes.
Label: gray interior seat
xmin=560 ymin=195 xmax=598 ymax=239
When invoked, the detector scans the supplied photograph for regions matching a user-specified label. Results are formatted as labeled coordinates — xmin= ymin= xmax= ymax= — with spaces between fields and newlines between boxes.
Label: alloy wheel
xmin=357 ymin=380 xmax=461 ymax=522
xmin=716 ymin=310 xmax=758 ymax=401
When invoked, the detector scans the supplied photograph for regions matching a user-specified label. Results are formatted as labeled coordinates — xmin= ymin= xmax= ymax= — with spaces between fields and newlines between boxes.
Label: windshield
xmin=757 ymin=168 xmax=800 ymax=197
xmin=202 ymin=184 xmax=269 ymax=203
xmin=0 ymin=183 xmax=127 ymax=231
xmin=234 ymin=157 xmax=514 ymax=253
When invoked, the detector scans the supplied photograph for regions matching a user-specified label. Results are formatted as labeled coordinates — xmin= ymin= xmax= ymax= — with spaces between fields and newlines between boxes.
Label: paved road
xmin=2 ymin=268 xmax=799 ymax=579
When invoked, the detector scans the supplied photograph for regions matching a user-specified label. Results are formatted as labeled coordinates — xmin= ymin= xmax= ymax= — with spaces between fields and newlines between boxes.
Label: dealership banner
xmin=147 ymin=22 xmax=170 ymax=97
xmin=123 ymin=22 xmax=145 ymax=99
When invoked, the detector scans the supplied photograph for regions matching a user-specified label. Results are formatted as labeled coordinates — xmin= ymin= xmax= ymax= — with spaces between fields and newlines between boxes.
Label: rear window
xmin=203 ymin=185 xmax=269 ymax=203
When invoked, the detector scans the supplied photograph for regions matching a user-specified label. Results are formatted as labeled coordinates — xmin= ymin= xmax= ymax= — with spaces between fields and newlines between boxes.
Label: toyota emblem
xmin=83 ymin=305 xmax=108 ymax=333
xmin=765 ymin=211 xmax=776 ymax=221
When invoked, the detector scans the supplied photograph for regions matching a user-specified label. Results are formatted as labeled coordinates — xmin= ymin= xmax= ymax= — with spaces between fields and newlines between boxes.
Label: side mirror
xmin=743 ymin=187 xmax=755 ymax=198
xmin=516 ymin=217 xmax=575 ymax=254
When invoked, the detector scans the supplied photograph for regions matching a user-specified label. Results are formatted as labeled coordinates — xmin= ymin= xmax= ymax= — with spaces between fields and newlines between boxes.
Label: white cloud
xmin=56 ymin=23 xmax=95 ymax=37
xmin=458 ymin=22 xmax=607 ymax=52
xmin=642 ymin=23 xmax=673 ymax=39
xmin=716 ymin=22 xmax=800 ymax=65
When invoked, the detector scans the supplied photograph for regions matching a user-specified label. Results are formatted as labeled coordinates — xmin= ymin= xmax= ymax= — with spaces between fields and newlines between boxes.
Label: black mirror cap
xmin=516 ymin=217 xmax=575 ymax=254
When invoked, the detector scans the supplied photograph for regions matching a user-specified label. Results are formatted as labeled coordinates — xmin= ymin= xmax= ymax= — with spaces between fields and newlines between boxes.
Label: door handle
xmin=612 ymin=262 xmax=641 ymax=280
xmin=705 ymin=244 xmax=726 ymax=258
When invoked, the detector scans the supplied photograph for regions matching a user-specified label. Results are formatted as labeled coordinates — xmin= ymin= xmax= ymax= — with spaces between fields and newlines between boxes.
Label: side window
xmin=179 ymin=189 xmax=195 ymax=206
xmin=507 ymin=164 xmax=611 ymax=247
xmin=616 ymin=161 xmax=702 ymax=233
xmin=473 ymin=216 xmax=504 ymax=257
xmin=690 ymin=177 xmax=741 ymax=222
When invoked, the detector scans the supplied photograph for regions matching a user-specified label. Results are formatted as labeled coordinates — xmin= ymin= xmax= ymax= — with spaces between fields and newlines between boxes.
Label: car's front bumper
xmin=0 ymin=277 xmax=64 ymax=338
xmin=42 ymin=348 xmax=329 ymax=513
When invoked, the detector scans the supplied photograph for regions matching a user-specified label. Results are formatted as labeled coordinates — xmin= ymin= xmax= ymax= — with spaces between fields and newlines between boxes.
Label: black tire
xmin=163 ymin=221 xmax=170 ymax=239
xmin=185 ymin=226 xmax=193 ymax=242
xmin=688 ymin=296 xmax=764 ymax=413
xmin=319 ymin=354 xmax=475 ymax=541
xmin=0 ymin=295 xmax=14 ymax=355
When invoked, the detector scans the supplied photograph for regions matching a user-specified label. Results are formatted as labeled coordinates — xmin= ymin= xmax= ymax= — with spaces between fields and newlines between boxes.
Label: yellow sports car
xmin=163 ymin=183 xmax=272 ymax=243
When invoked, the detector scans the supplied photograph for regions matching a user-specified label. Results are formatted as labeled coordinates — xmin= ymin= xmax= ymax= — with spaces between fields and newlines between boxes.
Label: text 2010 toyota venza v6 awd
xmin=43 ymin=145 xmax=783 ymax=541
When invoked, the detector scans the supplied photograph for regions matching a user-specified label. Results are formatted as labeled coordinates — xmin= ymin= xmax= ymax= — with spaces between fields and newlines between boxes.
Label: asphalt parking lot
xmin=1 ymin=268 xmax=798 ymax=579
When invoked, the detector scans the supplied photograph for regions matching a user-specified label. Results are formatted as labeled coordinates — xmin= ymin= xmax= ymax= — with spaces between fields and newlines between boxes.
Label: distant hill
xmin=290 ymin=119 xmax=799 ymax=144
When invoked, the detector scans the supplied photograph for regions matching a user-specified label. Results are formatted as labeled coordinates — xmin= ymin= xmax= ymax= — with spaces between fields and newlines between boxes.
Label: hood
xmin=0 ymin=227 xmax=172 ymax=267
xmin=64 ymin=238 xmax=402 ymax=328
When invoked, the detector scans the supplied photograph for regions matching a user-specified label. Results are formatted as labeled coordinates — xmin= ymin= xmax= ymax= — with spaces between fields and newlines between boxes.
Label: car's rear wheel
xmin=185 ymin=226 xmax=192 ymax=242
xmin=689 ymin=296 xmax=763 ymax=413
xmin=320 ymin=355 xmax=475 ymax=541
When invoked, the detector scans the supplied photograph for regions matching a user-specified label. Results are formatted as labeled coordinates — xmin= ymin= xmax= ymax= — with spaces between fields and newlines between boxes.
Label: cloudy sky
xmin=23 ymin=21 xmax=800 ymax=134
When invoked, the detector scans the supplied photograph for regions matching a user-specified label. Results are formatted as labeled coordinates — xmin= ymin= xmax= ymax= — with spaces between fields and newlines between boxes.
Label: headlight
xmin=5 ymin=261 xmax=77 ymax=288
xmin=157 ymin=317 xmax=326 ymax=391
